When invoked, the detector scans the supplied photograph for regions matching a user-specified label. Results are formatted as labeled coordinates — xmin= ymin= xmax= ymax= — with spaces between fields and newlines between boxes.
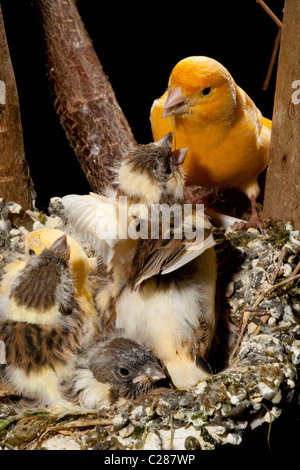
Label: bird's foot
xmin=232 ymin=216 xmax=264 ymax=231
xmin=184 ymin=184 xmax=214 ymax=206
xmin=232 ymin=195 xmax=264 ymax=230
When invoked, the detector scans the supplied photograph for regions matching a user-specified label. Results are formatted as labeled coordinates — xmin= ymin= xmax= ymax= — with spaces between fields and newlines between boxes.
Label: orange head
xmin=163 ymin=56 xmax=238 ymax=123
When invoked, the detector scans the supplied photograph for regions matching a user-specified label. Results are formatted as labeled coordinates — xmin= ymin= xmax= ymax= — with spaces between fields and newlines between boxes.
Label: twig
xmin=264 ymin=273 xmax=300 ymax=296
xmin=256 ymin=0 xmax=283 ymax=27
xmin=290 ymin=259 xmax=300 ymax=278
xmin=263 ymin=28 xmax=282 ymax=91
xmin=252 ymin=313 xmax=271 ymax=336
xmin=242 ymin=308 xmax=269 ymax=314
xmin=269 ymin=246 xmax=286 ymax=284
xmin=140 ymin=425 xmax=149 ymax=450
xmin=169 ymin=409 xmax=176 ymax=450
xmin=31 ymin=416 xmax=114 ymax=449
xmin=257 ymin=0 xmax=283 ymax=91
xmin=45 ymin=417 xmax=113 ymax=432
xmin=228 ymin=310 xmax=251 ymax=366
xmin=261 ymin=402 xmax=273 ymax=450
xmin=229 ymin=272 xmax=300 ymax=365
xmin=172 ymin=112 xmax=177 ymax=150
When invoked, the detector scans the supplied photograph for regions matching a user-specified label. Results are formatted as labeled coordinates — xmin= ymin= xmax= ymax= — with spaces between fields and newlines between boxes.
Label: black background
xmin=1 ymin=0 xmax=300 ymax=451
xmin=1 ymin=0 xmax=283 ymax=210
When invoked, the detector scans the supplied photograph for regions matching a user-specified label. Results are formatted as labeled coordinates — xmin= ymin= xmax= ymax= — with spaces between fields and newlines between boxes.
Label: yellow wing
xmin=262 ymin=116 xmax=272 ymax=130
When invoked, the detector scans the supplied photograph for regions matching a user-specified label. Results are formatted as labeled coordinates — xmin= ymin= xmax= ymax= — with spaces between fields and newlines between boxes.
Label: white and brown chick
xmin=62 ymin=134 xmax=218 ymax=389
xmin=65 ymin=329 xmax=166 ymax=410
xmin=0 ymin=235 xmax=90 ymax=408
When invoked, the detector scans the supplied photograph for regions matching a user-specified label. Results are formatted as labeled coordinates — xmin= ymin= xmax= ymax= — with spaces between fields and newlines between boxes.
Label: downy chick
xmin=0 ymin=228 xmax=98 ymax=324
xmin=67 ymin=329 xmax=166 ymax=410
xmin=0 ymin=235 xmax=89 ymax=408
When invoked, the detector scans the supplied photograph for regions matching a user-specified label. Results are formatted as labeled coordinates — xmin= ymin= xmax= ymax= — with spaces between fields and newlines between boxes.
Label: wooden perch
xmin=31 ymin=0 xmax=136 ymax=194
xmin=263 ymin=0 xmax=300 ymax=229
xmin=0 ymin=5 xmax=33 ymax=227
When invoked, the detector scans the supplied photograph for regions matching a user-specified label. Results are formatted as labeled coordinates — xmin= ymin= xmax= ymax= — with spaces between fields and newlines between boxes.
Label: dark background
xmin=1 ymin=0 xmax=283 ymax=211
xmin=1 ymin=0 xmax=300 ymax=451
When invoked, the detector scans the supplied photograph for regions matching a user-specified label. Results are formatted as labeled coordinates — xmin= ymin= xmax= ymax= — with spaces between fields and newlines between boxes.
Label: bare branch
xmin=31 ymin=0 xmax=136 ymax=194
xmin=0 ymin=5 xmax=33 ymax=228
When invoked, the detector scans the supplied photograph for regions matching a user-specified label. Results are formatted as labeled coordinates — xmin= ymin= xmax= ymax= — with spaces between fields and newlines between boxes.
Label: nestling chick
xmin=0 ymin=228 xmax=98 ymax=323
xmin=0 ymin=235 xmax=89 ymax=408
xmin=150 ymin=56 xmax=272 ymax=228
xmin=62 ymin=135 xmax=217 ymax=389
xmin=67 ymin=329 xmax=166 ymax=410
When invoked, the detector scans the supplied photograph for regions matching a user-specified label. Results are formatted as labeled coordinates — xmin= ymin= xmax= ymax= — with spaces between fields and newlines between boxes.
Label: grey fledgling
xmin=67 ymin=330 xmax=166 ymax=410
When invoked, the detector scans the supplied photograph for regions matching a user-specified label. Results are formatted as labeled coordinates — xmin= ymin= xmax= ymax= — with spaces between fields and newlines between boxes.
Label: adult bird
xmin=150 ymin=56 xmax=272 ymax=228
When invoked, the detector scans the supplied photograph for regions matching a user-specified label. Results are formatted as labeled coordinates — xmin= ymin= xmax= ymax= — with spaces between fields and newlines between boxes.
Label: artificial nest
xmin=0 ymin=197 xmax=299 ymax=450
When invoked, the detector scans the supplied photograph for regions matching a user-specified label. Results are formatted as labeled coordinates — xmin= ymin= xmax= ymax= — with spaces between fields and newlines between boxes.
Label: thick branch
xmin=31 ymin=0 xmax=136 ymax=194
xmin=0 ymin=5 xmax=33 ymax=227
xmin=263 ymin=0 xmax=300 ymax=229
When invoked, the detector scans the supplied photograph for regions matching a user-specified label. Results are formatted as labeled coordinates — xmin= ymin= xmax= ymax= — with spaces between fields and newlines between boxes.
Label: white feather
xmin=72 ymin=368 xmax=111 ymax=411
xmin=206 ymin=210 xmax=245 ymax=229
xmin=161 ymin=234 xmax=216 ymax=275
xmin=62 ymin=193 xmax=130 ymax=265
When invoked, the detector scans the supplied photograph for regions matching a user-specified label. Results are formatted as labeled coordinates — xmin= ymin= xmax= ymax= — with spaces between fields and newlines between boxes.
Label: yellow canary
xmin=150 ymin=56 xmax=272 ymax=227
xmin=1 ymin=229 xmax=98 ymax=321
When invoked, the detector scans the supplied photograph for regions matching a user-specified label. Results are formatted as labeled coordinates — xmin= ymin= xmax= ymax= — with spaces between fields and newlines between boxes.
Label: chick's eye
xmin=28 ymin=249 xmax=36 ymax=256
xmin=201 ymin=87 xmax=211 ymax=96
xmin=119 ymin=367 xmax=129 ymax=377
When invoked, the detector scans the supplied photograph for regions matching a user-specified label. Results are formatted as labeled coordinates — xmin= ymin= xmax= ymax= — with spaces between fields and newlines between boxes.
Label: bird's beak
xmin=172 ymin=148 xmax=188 ymax=166
xmin=51 ymin=234 xmax=71 ymax=260
xmin=157 ymin=132 xmax=173 ymax=149
xmin=162 ymin=86 xmax=189 ymax=118
xmin=133 ymin=365 xmax=166 ymax=384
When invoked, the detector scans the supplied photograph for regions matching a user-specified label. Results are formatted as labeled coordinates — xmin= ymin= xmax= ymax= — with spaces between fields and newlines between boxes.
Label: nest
xmin=0 ymin=197 xmax=299 ymax=450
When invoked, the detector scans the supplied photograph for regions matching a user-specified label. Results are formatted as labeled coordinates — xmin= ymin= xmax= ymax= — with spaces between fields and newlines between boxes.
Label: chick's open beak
xmin=162 ymin=87 xmax=190 ymax=118
xmin=132 ymin=364 xmax=166 ymax=384
xmin=157 ymin=132 xmax=173 ymax=149
xmin=172 ymin=148 xmax=188 ymax=166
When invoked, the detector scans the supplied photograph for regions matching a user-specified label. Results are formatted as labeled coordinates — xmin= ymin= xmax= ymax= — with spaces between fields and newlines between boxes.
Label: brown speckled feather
xmin=0 ymin=307 xmax=85 ymax=374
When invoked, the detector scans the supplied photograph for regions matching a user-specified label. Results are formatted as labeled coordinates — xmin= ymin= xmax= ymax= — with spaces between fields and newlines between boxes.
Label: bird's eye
xmin=119 ymin=367 xmax=129 ymax=377
xmin=28 ymin=249 xmax=36 ymax=256
xmin=201 ymin=87 xmax=211 ymax=96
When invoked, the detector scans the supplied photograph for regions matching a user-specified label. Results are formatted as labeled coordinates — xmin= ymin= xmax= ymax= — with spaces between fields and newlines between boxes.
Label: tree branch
xmin=263 ymin=0 xmax=300 ymax=229
xmin=30 ymin=0 xmax=136 ymax=194
xmin=0 ymin=5 xmax=33 ymax=228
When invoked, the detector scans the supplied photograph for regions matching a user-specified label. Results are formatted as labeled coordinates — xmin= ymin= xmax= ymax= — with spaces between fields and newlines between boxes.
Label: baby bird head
xmin=89 ymin=337 xmax=166 ymax=400
xmin=10 ymin=234 xmax=74 ymax=314
xmin=162 ymin=56 xmax=237 ymax=123
xmin=118 ymin=133 xmax=188 ymax=205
